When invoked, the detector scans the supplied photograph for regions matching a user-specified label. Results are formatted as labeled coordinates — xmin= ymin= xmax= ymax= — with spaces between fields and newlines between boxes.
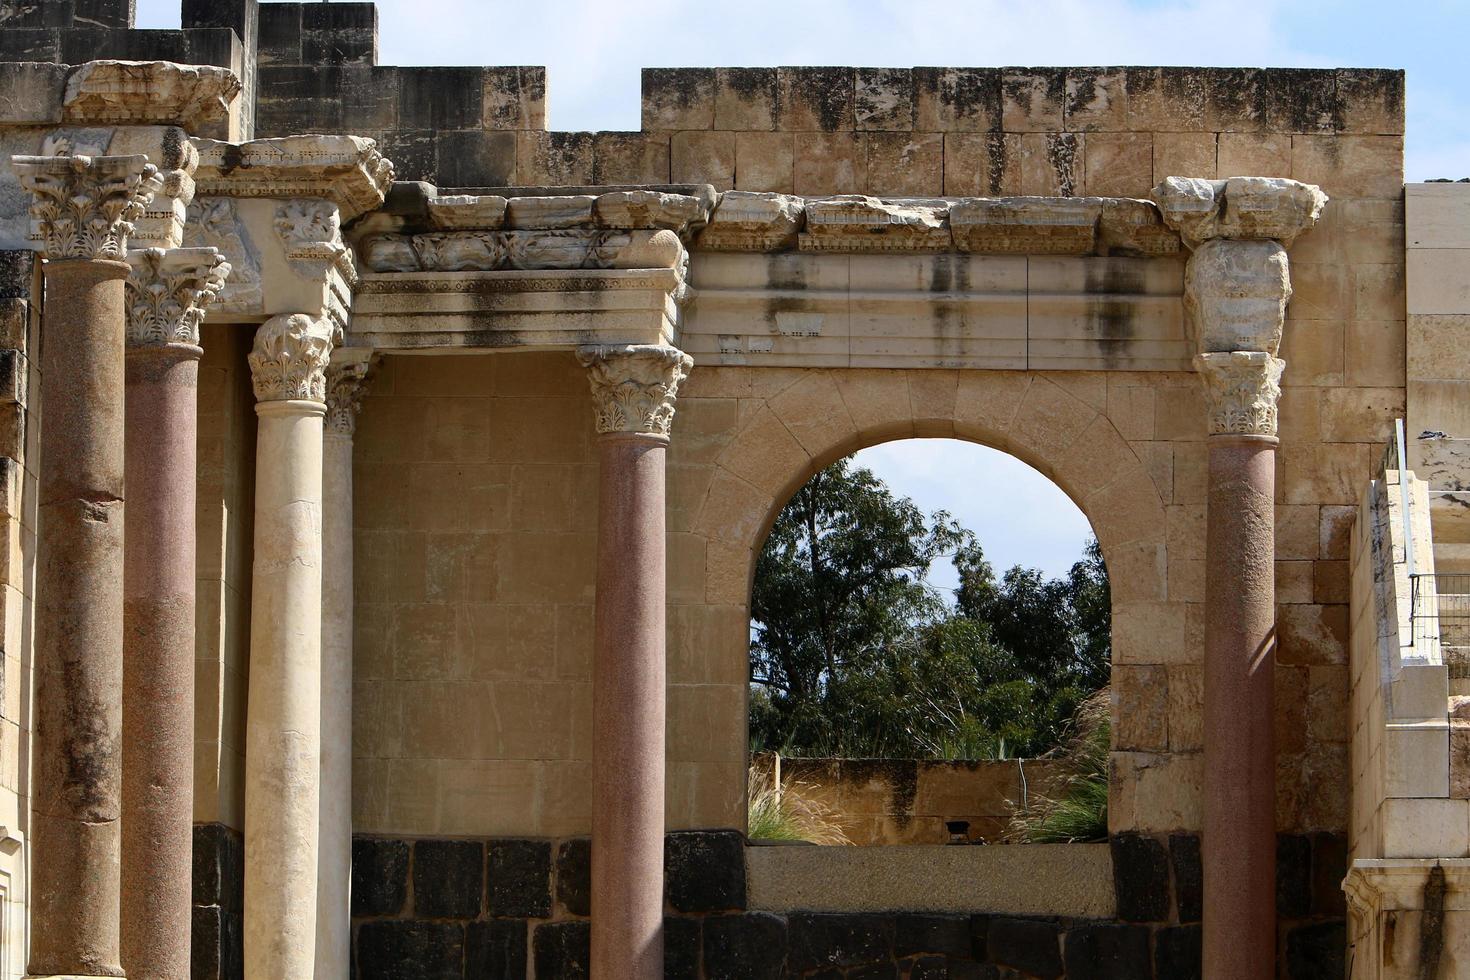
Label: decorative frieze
xmin=1195 ymin=350 xmax=1285 ymax=437
xmin=1152 ymin=176 xmax=1327 ymax=248
xmin=359 ymin=228 xmax=684 ymax=274
xmin=249 ymin=313 xmax=335 ymax=404
xmin=801 ymin=195 xmax=950 ymax=252
xmin=192 ymin=135 xmax=394 ymax=223
xmin=62 ymin=61 xmax=240 ymax=130
xmin=124 ymin=246 xmax=230 ymax=348
xmin=12 ymin=153 xmax=162 ymax=260
xmin=577 ymin=344 xmax=694 ymax=437
xmin=182 ymin=196 xmax=263 ymax=312
xmin=325 ymin=350 xmax=373 ymax=436
xmin=696 ymin=191 xmax=804 ymax=251
xmin=1184 ymin=238 xmax=1292 ymax=355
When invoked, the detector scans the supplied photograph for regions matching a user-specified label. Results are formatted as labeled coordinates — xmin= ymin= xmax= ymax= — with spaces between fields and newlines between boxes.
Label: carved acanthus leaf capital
xmin=576 ymin=344 xmax=694 ymax=437
xmin=325 ymin=350 xmax=374 ymax=436
xmin=12 ymin=154 xmax=162 ymax=260
xmin=125 ymin=246 xmax=230 ymax=349
xmin=1152 ymin=175 xmax=1327 ymax=248
xmin=1195 ymin=351 xmax=1285 ymax=437
xmin=249 ymin=313 xmax=334 ymax=404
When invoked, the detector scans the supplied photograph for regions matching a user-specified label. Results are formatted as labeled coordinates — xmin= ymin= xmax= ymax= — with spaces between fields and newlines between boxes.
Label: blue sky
xmin=134 ymin=0 xmax=1463 ymax=583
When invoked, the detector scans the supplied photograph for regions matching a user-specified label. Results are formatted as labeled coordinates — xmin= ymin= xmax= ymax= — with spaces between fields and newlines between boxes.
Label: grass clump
xmin=1005 ymin=687 xmax=1110 ymax=844
xmin=746 ymin=765 xmax=852 ymax=846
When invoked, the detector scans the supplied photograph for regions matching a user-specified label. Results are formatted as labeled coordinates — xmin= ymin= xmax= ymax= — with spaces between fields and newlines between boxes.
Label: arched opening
xmin=746 ymin=437 xmax=1111 ymax=846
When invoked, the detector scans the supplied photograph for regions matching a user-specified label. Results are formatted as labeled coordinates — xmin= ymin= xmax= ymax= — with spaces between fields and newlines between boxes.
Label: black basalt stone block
xmin=413 ymin=838 xmax=484 ymax=919
xmin=352 ymin=836 xmax=410 ymax=917
xmin=357 ymin=920 xmax=464 ymax=980
xmin=1168 ymin=833 xmax=1202 ymax=924
xmin=193 ymin=822 xmax=244 ymax=909
xmin=1311 ymin=832 xmax=1348 ymax=916
xmin=985 ymin=918 xmax=1062 ymax=979
xmin=703 ymin=912 xmax=787 ymax=980
xmin=555 ymin=837 xmax=591 ymax=917
xmin=1285 ymin=920 xmax=1346 ymax=980
xmin=61 ymin=26 xmax=188 ymax=63
xmin=73 ymin=0 xmax=131 ymax=29
xmin=397 ymin=67 xmax=484 ymax=130
xmin=0 ymin=28 xmax=61 ymax=62
xmin=664 ymin=830 xmax=745 ymax=913
xmin=533 ymin=920 xmax=591 ymax=980
xmin=896 ymin=915 xmax=972 ymax=958
xmin=788 ymin=913 xmax=894 ymax=971
xmin=488 ymin=839 xmax=551 ymax=918
xmin=466 ymin=919 xmax=527 ymax=980
xmin=1278 ymin=833 xmax=1313 ymax=919
xmin=663 ymin=916 xmax=701 ymax=980
xmin=1111 ymin=833 xmax=1171 ymax=922
xmin=1063 ymin=922 xmax=1152 ymax=980
xmin=1153 ymin=924 xmax=1201 ymax=980
xmin=848 ymin=964 xmax=899 ymax=980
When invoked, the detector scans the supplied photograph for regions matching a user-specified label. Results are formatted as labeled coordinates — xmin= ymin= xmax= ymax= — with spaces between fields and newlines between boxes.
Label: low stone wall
xmin=753 ymin=754 xmax=1067 ymax=845
xmin=342 ymin=829 xmax=1347 ymax=979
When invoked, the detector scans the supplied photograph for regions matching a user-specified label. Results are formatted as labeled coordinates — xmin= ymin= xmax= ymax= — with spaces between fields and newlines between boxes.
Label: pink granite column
xmin=12 ymin=153 xmax=160 ymax=980
xmin=119 ymin=247 xmax=229 ymax=980
xmin=578 ymin=344 xmax=692 ymax=980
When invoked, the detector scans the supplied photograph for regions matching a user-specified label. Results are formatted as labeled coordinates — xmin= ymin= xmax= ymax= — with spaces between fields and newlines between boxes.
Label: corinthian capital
xmin=125 ymin=247 xmax=231 ymax=349
xmin=1152 ymin=176 xmax=1327 ymax=249
xmin=1195 ymin=351 xmax=1285 ymax=438
xmin=1184 ymin=238 xmax=1292 ymax=356
xmin=577 ymin=344 xmax=694 ymax=437
xmin=249 ymin=314 xmax=334 ymax=404
xmin=12 ymin=154 xmax=163 ymax=260
xmin=325 ymin=350 xmax=374 ymax=436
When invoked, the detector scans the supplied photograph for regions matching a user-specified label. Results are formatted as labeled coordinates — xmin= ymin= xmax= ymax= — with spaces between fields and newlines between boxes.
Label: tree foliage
xmin=749 ymin=457 xmax=1110 ymax=760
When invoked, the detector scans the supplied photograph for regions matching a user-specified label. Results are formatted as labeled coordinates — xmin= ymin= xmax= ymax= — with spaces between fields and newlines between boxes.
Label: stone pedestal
xmin=578 ymin=344 xmax=692 ymax=980
xmin=315 ymin=351 xmax=371 ymax=980
xmin=120 ymin=247 xmax=229 ymax=980
xmin=12 ymin=153 xmax=161 ymax=980
xmin=244 ymin=313 xmax=334 ymax=980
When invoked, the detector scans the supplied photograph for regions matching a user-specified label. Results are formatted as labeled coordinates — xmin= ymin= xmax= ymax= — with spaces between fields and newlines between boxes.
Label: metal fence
xmin=1410 ymin=573 xmax=1470 ymax=674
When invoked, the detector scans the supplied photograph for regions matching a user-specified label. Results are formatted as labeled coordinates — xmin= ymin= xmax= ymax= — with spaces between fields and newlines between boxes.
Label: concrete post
xmin=315 ymin=350 xmax=372 ymax=980
xmin=12 ymin=153 xmax=160 ymax=980
xmin=244 ymin=312 xmax=335 ymax=980
xmin=120 ymin=247 xmax=229 ymax=980
xmin=577 ymin=344 xmax=692 ymax=980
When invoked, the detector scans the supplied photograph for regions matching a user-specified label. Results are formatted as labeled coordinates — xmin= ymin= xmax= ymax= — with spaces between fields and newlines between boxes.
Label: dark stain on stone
xmin=1416 ymin=864 xmax=1445 ymax=980
xmin=1066 ymin=69 xmax=1099 ymax=121
xmin=1264 ymin=68 xmax=1340 ymax=134
xmin=60 ymin=674 xmax=116 ymax=819
xmin=1047 ymin=133 xmax=1079 ymax=197
xmin=1205 ymin=68 xmax=1263 ymax=129
xmin=722 ymin=67 xmax=773 ymax=101
xmin=984 ymin=135 xmax=1009 ymax=196
xmin=790 ymin=67 xmax=853 ymax=132
xmin=644 ymin=68 xmax=714 ymax=115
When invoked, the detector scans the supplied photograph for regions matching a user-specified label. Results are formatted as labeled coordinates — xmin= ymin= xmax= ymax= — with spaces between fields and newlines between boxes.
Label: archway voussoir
xmin=1008 ymin=375 xmax=1100 ymax=461
xmin=766 ymin=370 xmax=860 ymax=460
xmin=693 ymin=466 xmax=772 ymax=548
xmin=833 ymin=369 xmax=915 ymax=441
xmin=714 ymin=404 xmax=812 ymax=497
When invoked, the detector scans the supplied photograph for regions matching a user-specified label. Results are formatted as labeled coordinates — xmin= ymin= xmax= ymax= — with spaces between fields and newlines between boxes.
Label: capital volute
xmin=12 ymin=154 xmax=163 ymax=261
xmin=325 ymin=349 xmax=374 ymax=436
xmin=125 ymin=246 xmax=230 ymax=350
xmin=249 ymin=313 xmax=335 ymax=404
xmin=576 ymin=344 xmax=694 ymax=438
xmin=1195 ymin=351 xmax=1284 ymax=438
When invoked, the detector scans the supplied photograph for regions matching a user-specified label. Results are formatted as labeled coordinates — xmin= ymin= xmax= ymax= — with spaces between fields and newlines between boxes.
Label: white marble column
xmin=244 ymin=312 xmax=334 ymax=980
xmin=315 ymin=349 xmax=371 ymax=980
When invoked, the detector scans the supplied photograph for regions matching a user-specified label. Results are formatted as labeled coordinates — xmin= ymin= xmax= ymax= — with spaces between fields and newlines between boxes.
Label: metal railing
xmin=1410 ymin=573 xmax=1470 ymax=672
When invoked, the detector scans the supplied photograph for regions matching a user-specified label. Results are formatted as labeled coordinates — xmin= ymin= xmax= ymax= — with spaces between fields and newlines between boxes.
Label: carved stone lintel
xmin=191 ymin=135 xmax=394 ymax=224
xmin=359 ymin=228 xmax=684 ymax=276
xmin=124 ymin=246 xmax=230 ymax=349
xmin=1152 ymin=175 xmax=1327 ymax=248
xmin=249 ymin=313 xmax=335 ymax=404
xmin=577 ymin=344 xmax=694 ymax=438
xmin=1195 ymin=351 xmax=1285 ymax=437
xmin=62 ymin=61 xmax=241 ymax=130
xmin=325 ymin=350 xmax=374 ymax=436
xmin=12 ymin=154 xmax=162 ymax=260
xmin=1185 ymin=238 xmax=1292 ymax=356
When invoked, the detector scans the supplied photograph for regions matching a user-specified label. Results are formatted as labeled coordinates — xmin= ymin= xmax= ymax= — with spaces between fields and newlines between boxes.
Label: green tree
xmin=749 ymin=457 xmax=1111 ymax=760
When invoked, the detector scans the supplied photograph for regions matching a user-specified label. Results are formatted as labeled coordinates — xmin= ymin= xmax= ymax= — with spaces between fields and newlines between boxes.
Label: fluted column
xmin=244 ymin=313 xmax=335 ymax=980
xmin=315 ymin=350 xmax=371 ymax=980
xmin=1155 ymin=175 xmax=1327 ymax=980
xmin=120 ymin=246 xmax=229 ymax=980
xmin=12 ymin=153 xmax=161 ymax=980
xmin=578 ymin=344 xmax=692 ymax=980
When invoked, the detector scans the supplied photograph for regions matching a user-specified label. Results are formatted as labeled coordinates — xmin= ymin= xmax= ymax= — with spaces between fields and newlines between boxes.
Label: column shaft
xmin=245 ymin=399 xmax=326 ymax=979
xmin=1202 ymin=436 xmax=1278 ymax=980
xmin=121 ymin=345 xmax=202 ymax=980
xmin=30 ymin=258 xmax=130 ymax=978
xmin=590 ymin=433 xmax=668 ymax=980
xmin=315 ymin=423 xmax=355 ymax=979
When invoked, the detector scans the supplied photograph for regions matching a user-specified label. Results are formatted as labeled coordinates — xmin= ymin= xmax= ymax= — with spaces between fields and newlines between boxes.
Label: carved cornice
xmin=249 ymin=314 xmax=335 ymax=404
xmin=12 ymin=154 xmax=162 ymax=260
xmin=325 ymin=350 xmax=373 ymax=436
xmin=63 ymin=61 xmax=240 ymax=130
xmin=124 ymin=246 xmax=230 ymax=349
xmin=1185 ymin=238 xmax=1292 ymax=356
xmin=1195 ymin=351 xmax=1284 ymax=437
xmin=360 ymin=228 xmax=683 ymax=276
xmin=191 ymin=135 xmax=394 ymax=223
xmin=1152 ymin=176 xmax=1327 ymax=248
xmin=577 ymin=344 xmax=693 ymax=437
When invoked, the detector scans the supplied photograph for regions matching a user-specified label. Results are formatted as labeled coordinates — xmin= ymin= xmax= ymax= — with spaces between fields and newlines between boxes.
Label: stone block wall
xmin=344 ymin=830 xmax=1345 ymax=979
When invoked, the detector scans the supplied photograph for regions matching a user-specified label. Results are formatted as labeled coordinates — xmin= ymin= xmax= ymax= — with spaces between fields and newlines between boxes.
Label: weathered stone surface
xmin=1152 ymin=175 xmax=1327 ymax=247
xmin=697 ymin=190 xmax=803 ymax=251
xmin=985 ymin=917 xmax=1062 ymax=978
xmin=1185 ymin=238 xmax=1291 ymax=354
xmin=1153 ymin=924 xmax=1201 ymax=980
xmin=788 ymin=913 xmax=895 ymax=970
xmin=357 ymin=921 xmax=464 ymax=980
xmin=1195 ymin=351 xmax=1284 ymax=437
xmin=505 ymin=194 xmax=595 ymax=230
xmin=13 ymin=152 xmax=160 ymax=259
xmin=426 ymin=194 xmax=507 ymax=230
xmin=124 ymin=245 xmax=229 ymax=348
xmin=593 ymin=190 xmax=709 ymax=234
xmin=1277 ymin=833 xmax=1312 ymax=918
xmin=412 ymin=839 xmax=483 ymax=918
xmin=1284 ymin=920 xmax=1345 ymax=980
xmin=951 ymin=196 xmax=1098 ymax=254
xmin=466 ymin=919 xmax=527 ymax=979
xmin=1168 ymin=833 xmax=1203 ymax=923
xmin=192 ymin=134 xmax=393 ymax=222
xmin=351 ymin=838 xmax=409 ymax=917
xmin=1110 ymin=833 xmax=1171 ymax=922
xmin=64 ymin=59 xmax=239 ymax=129
xmin=1062 ymin=922 xmax=1152 ymax=980
xmin=0 ymin=61 xmax=66 ymax=123
xmin=894 ymin=914 xmax=972 ymax=958
xmin=488 ymin=839 xmax=550 ymax=918
xmin=703 ymin=912 xmax=788 ymax=980
xmin=531 ymin=921 xmax=590 ymax=980
xmin=801 ymin=195 xmax=948 ymax=252
xmin=555 ymin=837 xmax=590 ymax=917
xmin=664 ymin=829 xmax=745 ymax=913
xmin=663 ymin=916 xmax=701 ymax=980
